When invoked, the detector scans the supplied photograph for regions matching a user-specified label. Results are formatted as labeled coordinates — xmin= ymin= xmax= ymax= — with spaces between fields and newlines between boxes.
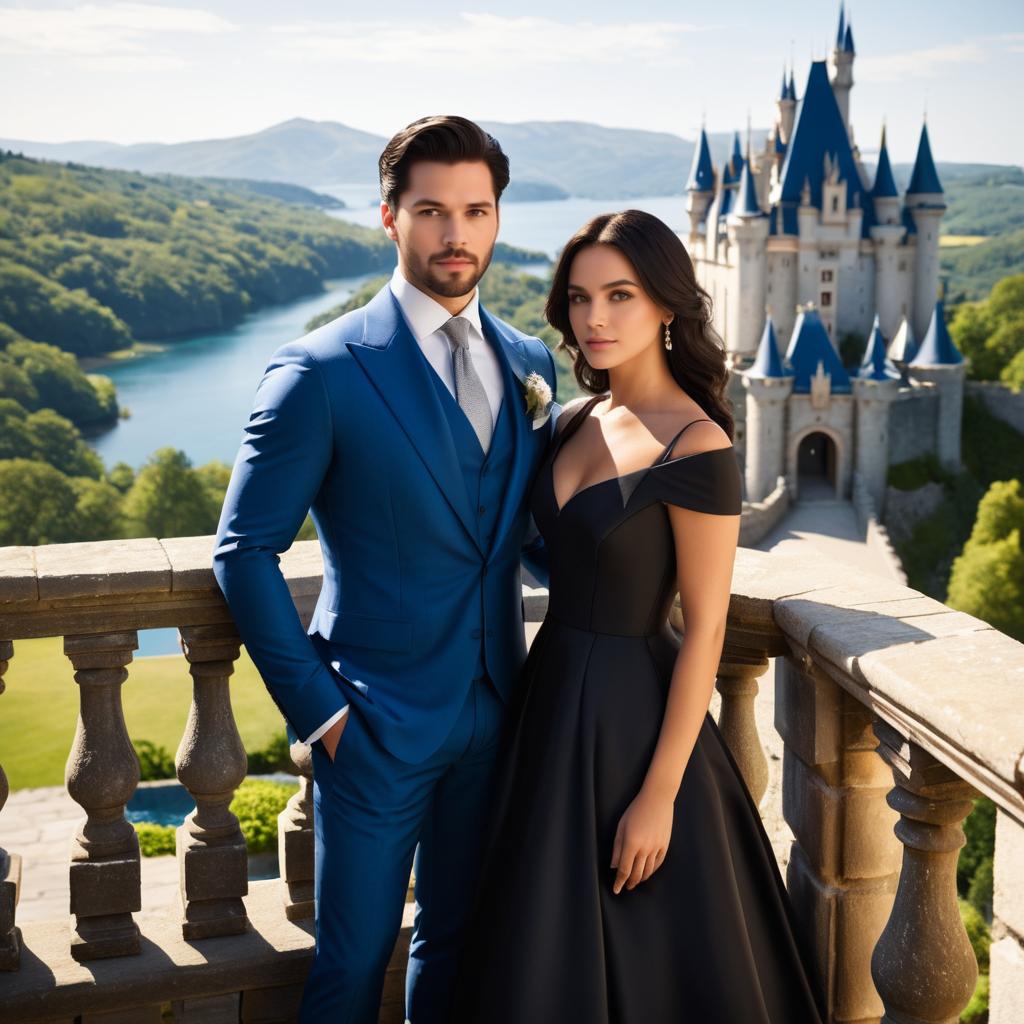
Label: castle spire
xmin=871 ymin=124 xmax=899 ymax=198
xmin=906 ymin=121 xmax=943 ymax=195
xmin=747 ymin=314 xmax=789 ymax=378
xmin=686 ymin=126 xmax=715 ymax=194
xmin=910 ymin=300 xmax=963 ymax=366
xmin=859 ymin=315 xmax=901 ymax=380
xmin=835 ymin=2 xmax=846 ymax=48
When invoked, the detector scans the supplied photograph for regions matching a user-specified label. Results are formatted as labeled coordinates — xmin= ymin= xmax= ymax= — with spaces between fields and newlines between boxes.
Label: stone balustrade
xmin=0 ymin=536 xmax=1021 ymax=1023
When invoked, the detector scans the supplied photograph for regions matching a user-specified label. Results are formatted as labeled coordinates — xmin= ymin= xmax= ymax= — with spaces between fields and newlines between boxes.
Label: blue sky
xmin=1 ymin=1 xmax=1021 ymax=165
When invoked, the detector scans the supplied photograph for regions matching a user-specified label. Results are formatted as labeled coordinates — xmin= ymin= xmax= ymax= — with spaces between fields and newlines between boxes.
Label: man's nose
xmin=442 ymin=216 xmax=469 ymax=248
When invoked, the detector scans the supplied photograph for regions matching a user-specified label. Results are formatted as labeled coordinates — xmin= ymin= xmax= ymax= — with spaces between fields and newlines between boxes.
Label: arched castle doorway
xmin=796 ymin=431 xmax=839 ymax=500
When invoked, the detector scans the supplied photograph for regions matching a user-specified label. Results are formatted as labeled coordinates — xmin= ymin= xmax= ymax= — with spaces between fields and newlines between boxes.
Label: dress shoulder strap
xmin=554 ymin=394 xmax=603 ymax=447
xmin=655 ymin=417 xmax=714 ymax=465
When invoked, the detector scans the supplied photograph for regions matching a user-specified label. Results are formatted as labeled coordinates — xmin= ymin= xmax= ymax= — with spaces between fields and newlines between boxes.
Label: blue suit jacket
xmin=212 ymin=282 xmax=558 ymax=763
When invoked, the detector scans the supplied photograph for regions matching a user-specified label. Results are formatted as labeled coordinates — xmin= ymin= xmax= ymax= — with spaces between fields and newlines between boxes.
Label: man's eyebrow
xmin=409 ymin=198 xmax=495 ymax=209
xmin=567 ymin=279 xmax=639 ymax=291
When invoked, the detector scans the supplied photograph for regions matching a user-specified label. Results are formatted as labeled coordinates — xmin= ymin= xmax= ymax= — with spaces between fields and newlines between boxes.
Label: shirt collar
xmin=389 ymin=263 xmax=482 ymax=344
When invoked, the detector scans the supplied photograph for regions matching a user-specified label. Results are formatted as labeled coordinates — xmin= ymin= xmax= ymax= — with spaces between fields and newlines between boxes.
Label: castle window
xmin=898 ymin=260 xmax=907 ymax=272
xmin=821 ymin=291 xmax=832 ymax=307
xmin=821 ymin=269 xmax=833 ymax=282
xmin=831 ymin=195 xmax=839 ymax=212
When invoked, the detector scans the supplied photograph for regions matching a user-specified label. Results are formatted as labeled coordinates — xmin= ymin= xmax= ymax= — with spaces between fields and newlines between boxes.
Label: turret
xmin=726 ymin=138 xmax=770 ymax=358
xmin=685 ymin=125 xmax=715 ymax=240
xmin=908 ymin=298 xmax=965 ymax=470
xmin=741 ymin=313 xmax=794 ymax=501
xmin=852 ymin=314 xmax=901 ymax=509
xmin=830 ymin=3 xmax=856 ymax=139
xmin=869 ymin=125 xmax=908 ymax=336
xmin=905 ymin=121 xmax=946 ymax=339
xmin=776 ymin=66 xmax=796 ymax=145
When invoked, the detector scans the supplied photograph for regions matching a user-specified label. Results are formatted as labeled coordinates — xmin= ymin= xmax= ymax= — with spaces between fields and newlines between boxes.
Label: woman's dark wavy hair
xmin=545 ymin=209 xmax=735 ymax=440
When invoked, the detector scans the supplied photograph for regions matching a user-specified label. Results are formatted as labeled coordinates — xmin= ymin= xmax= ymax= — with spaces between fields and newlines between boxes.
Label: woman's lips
xmin=585 ymin=338 xmax=616 ymax=349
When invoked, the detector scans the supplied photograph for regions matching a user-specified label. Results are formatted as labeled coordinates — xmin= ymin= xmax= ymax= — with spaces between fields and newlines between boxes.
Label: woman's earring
xmin=663 ymin=322 xmax=672 ymax=351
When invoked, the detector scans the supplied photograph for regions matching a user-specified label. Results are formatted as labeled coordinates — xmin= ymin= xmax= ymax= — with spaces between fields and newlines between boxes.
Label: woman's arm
xmin=611 ymin=422 xmax=740 ymax=894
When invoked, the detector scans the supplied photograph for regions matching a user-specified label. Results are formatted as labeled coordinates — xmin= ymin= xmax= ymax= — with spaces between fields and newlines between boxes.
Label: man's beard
xmin=401 ymin=242 xmax=494 ymax=299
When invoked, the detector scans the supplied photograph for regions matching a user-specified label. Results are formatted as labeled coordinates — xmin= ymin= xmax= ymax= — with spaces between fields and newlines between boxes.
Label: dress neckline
xmin=549 ymin=395 xmax=721 ymax=517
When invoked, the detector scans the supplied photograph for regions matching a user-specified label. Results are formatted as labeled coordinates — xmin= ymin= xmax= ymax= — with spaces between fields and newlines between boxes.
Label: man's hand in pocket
xmin=321 ymin=713 xmax=348 ymax=762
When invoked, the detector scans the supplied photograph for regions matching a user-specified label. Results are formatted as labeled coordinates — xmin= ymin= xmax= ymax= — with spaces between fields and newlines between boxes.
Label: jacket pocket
xmin=321 ymin=609 xmax=413 ymax=652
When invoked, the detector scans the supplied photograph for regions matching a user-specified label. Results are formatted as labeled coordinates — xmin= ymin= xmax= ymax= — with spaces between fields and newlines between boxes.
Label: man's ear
xmin=380 ymin=200 xmax=398 ymax=242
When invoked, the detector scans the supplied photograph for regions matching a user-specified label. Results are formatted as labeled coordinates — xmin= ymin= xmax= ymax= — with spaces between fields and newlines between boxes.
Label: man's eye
xmin=419 ymin=209 xmax=439 ymax=216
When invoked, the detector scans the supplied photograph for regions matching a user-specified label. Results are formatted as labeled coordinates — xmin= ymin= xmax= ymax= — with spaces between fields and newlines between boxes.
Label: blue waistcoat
xmin=424 ymin=353 xmax=515 ymax=681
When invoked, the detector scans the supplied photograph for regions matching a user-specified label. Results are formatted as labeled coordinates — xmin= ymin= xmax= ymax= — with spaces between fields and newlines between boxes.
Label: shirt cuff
xmin=303 ymin=704 xmax=349 ymax=746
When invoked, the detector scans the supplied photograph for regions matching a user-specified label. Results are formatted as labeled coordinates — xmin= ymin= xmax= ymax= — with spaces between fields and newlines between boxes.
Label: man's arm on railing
xmin=211 ymin=339 xmax=349 ymax=744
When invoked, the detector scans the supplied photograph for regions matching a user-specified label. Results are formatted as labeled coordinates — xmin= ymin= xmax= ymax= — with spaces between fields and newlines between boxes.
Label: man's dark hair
xmin=379 ymin=115 xmax=510 ymax=210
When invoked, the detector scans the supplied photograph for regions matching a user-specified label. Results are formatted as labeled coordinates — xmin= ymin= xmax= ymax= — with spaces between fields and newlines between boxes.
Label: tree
xmin=121 ymin=447 xmax=219 ymax=538
xmin=947 ymin=480 xmax=1024 ymax=640
xmin=0 ymin=458 xmax=79 ymax=545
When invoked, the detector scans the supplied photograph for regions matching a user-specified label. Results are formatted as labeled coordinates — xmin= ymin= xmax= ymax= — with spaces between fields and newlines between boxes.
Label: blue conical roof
xmin=784 ymin=307 xmax=851 ymax=393
xmin=843 ymin=22 xmax=855 ymax=54
xmin=686 ymin=127 xmax=715 ymax=193
xmin=888 ymin=316 xmax=917 ymax=363
xmin=776 ymin=61 xmax=863 ymax=233
xmin=836 ymin=3 xmax=846 ymax=47
xmin=910 ymin=300 xmax=963 ymax=366
xmin=907 ymin=122 xmax=943 ymax=194
xmin=858 ymin=316 xmax=901 ymax=380
xmin=779 ymin=70 xmax=788 ymax=101
xmin=871 ymin=125 xmax=899 ymax=198
xmin=747 ymin=315 xmax=789 ymax=378
xmin=731 ymin=131 xmax=743 ymax=166
xmin=787 ymin=69 xmax=797 ymax=100
xmin=732 ymin=157 xmax=765 ymax=218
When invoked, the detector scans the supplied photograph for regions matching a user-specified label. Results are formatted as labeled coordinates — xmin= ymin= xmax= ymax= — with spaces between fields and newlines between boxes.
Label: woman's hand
xmin=610 ymin=785 xmax=674 ymax=894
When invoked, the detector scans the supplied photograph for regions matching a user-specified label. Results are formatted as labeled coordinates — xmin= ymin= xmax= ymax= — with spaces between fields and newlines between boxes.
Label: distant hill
xmin=4 ymin=120 xmax=1019 ymax=209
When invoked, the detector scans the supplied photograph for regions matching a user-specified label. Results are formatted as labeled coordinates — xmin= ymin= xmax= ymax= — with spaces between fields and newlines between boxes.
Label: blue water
xmin=320 ymin=185 xmax=686 ymax=259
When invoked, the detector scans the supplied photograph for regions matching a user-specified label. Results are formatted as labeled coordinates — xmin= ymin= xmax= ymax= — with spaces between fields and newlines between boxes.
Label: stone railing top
xmin=2 ymin=536 xmax=1022 ymax=820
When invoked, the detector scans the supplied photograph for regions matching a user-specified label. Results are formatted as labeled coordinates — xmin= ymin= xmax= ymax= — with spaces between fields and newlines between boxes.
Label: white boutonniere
xmin=522 ymin=371 xmax=553 ymax=430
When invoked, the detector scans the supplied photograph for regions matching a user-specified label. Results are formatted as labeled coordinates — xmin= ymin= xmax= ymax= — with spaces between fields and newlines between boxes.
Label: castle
xmin=682 ymin=3 xmax=966 ymax=511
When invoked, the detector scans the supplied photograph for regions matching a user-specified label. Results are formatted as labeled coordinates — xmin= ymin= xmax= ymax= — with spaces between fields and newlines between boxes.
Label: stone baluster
xmin=715 ymin=637 xmax=771 ymax=807
xmin=176 ymin=623 xmax=249 ymax=939
xmin=871 ymin=719 xmax=980 ymax=1024
xmin=279 ymin=739 xmax=314 ymax=921
xmin=0 ymin=639 xmax=22 ymax=971
xmin=64 ymin=631 xmax=142 ymax=961
xmin=778 ymin=652 xmax=902 ymax=1023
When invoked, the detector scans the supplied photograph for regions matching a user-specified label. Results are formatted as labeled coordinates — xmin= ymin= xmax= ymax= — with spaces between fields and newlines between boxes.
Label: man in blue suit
xmin=212 ymin=115 xmax=558 ymax=1023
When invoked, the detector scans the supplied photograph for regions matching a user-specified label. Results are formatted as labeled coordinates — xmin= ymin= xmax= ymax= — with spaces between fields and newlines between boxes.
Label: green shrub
xmin=133 ymin=738 xmax=177 ymax=781
xmin=135 ymin=822 xmax=175 ymax=857
xmin=960 ymin=965 xmax=989 ymax=1024
xmin=959 ymin=797 xmax=997 ymax=896
xmin=968 ymin=857 xmax=994 ymax=923
xmin=229 ymin=778 xmax=299 ymax=854
xmin=247 ymin=731 xmax=295 ymax=774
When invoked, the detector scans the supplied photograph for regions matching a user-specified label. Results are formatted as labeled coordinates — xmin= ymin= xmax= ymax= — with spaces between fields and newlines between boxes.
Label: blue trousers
xmin=298 ymin=671 xmax=505 ymax=1024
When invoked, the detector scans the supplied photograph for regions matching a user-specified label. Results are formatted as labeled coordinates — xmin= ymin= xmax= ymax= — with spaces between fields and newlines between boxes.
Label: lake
xmin=84 ymin=193 xmax=684 ymax=655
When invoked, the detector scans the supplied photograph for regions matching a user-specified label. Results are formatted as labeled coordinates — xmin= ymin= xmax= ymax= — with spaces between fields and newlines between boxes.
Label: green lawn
xmin=1 ymin=634 xmax=286 ymax=791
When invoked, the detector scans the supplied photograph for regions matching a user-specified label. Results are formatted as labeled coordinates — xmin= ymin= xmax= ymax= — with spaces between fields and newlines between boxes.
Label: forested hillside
xmin=0 ymin=151 xmax=394 ymax=354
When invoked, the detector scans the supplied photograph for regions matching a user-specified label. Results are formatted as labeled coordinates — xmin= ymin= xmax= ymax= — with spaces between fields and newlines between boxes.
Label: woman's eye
xmin=611 ymin=291 xmax=632 ymax=301
xmin=568 ymin=294 xmax=587 ymax=304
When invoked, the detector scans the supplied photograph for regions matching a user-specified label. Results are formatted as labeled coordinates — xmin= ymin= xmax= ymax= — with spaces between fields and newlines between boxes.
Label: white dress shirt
xmin=302 ymin=264 xmax=506 ymax=746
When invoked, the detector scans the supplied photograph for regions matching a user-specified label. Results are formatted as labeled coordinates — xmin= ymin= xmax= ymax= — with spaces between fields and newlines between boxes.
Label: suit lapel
xmin=346 ymin=286 xmax=483 ymax=553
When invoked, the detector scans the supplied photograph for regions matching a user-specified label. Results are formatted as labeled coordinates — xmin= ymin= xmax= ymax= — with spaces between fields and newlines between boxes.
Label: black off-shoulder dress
xmin=452 ymin=395 xmax=827 ymax=1024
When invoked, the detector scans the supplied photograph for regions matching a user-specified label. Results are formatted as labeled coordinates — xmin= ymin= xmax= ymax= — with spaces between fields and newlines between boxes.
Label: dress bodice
xmin=532 ymin=395 xmax=742 ymax=637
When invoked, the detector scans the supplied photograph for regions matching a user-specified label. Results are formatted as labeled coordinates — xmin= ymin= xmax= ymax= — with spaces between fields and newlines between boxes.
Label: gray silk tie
xmin=439 ymin=315 xmax=493 ymax=452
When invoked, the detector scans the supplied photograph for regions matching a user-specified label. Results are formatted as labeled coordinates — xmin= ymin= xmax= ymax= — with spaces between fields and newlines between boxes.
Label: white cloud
xmin=856 ymin=41 xmax=986 ymax=82
xmin=270 ymin=12 xmax=706 ymax=67
xmin=0 ymin=3 xmax=236 ymax=59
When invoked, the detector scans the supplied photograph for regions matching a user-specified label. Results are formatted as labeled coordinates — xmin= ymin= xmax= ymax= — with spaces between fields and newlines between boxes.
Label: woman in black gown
xmin=452 ymin=210 xmax=826 ymax=1023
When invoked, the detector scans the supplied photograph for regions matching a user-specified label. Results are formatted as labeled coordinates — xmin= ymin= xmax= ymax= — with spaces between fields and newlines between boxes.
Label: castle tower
xmin=852 ymin=316 xmax=902 ymax=509
xmin=869 ymin=125 xmax=908 ymax=337
xmin=685 ymin=125 xmax=715 ymax=242
xmin=905 ymin=121 xmax=946 ymax=340
xmin=726 ymin=137 xmax=770 ymax=358
xmin=776 ymin=67 xmax=797 ymax=146
xmin=830 ymin=3 xmax=856 ymax=140
xmin=742 ymin=314 xmax=794 ymax=501
xmin=909 ymin=298 xmax=966 ymax=470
